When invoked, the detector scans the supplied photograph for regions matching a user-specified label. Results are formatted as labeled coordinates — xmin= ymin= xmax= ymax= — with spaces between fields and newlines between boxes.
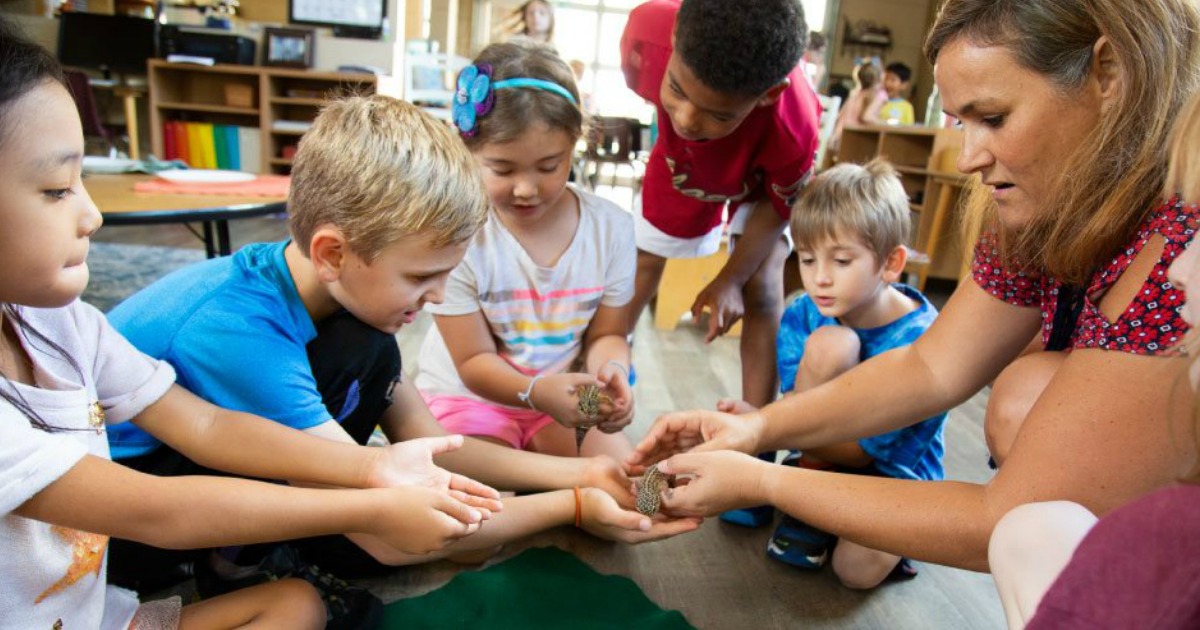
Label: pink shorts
xmin=422 ymin=393 xmax=557 ymax=450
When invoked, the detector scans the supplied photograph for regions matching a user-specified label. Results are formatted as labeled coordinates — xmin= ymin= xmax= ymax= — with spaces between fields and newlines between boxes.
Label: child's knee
xmin=274 ymin=578 xmax=326 ymax=628
xmin=797 ymin=327 xmax=861 ymax=385
xmin=830 ymin=543 xmax=896 ymax=590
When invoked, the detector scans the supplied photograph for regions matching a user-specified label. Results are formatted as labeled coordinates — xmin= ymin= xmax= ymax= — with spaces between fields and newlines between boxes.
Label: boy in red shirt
xmin=621 ymin=1 xmax=819 ymax=514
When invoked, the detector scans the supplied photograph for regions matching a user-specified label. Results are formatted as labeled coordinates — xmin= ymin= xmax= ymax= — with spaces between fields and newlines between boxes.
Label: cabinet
xmin=148 ymin=60 xmax=378 ymax=175
xmin=836 ymin=125 xmax=967 ymax=284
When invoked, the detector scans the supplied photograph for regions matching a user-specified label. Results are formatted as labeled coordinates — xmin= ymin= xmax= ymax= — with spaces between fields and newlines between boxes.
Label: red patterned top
xmin=972 ymin=198 xmax=1198 ymax=355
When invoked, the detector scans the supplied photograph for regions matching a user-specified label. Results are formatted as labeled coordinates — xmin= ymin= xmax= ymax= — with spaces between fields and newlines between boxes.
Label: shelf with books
xmin=148 ymin=60 xmax=378 ymax=176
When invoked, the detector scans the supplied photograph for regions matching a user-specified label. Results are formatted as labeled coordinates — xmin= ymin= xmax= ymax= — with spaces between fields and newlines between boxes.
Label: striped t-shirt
xmin=415 ymin=184 xmax=636 ymax=404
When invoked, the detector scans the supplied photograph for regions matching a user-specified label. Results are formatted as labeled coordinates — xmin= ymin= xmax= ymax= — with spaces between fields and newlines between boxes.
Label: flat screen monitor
xmin=289 ymin=0 xmax=386 ymax=39
xmin=57 ymin=12 xmax=156 ymax=77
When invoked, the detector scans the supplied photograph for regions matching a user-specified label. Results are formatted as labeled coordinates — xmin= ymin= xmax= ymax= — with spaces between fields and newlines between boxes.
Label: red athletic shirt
xmin=620 ymin=0 xmax=821 ymax=239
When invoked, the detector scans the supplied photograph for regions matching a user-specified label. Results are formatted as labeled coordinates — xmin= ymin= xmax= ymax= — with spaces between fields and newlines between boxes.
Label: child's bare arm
xmin=384 ymin=377 xmax=636 ymax=504
xmin=691 ymin=200 xmax=788 ymax=341
xmin=350 ymin=487 xmax=701 ymax=565
xmin=435 ymin=312 xmax=603 ymax=428
xmin=132 ymin=385 xmax=500 ymax=510
xmin=14 ymin=455 xmax=483 ymax=556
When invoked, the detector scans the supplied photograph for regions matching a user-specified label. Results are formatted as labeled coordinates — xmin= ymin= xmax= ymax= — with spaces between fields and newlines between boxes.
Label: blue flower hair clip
xmin=453 ymin=63 xmax=579 ymax=137
xmin=453 ymin=63 xmax=496 ymax=137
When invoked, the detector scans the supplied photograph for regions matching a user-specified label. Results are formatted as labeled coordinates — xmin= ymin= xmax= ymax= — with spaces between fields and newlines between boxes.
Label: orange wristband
xmin=573 ymin=486 xmax=582 ymax=528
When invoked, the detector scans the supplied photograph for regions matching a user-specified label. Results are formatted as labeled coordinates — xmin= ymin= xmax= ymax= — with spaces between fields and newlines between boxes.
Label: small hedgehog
xmin=637 ymin=464 xmax=669 ymax=516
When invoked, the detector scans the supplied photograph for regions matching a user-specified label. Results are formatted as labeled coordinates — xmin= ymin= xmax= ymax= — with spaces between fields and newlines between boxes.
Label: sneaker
xmin=195 ymin=545 xmax=383 ymax=630
xmin=719 ymin=505 xmax=775 ymax=528
xmin=887 ymin=557 xmax=920 ymax=582
xmin=766 ymin=514 xmax=835 ymax=569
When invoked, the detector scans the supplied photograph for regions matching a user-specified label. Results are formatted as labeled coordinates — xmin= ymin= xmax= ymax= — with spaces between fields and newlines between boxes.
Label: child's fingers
xmin=412 ymin=434 xmax=465 ymax=456
xmin=447 ymin=487 xmax=503 ymax=513
xmin=448 ymin=472 xmax=501 ymax=499
xmin=433 ymin=494 xmax=484 ymax=527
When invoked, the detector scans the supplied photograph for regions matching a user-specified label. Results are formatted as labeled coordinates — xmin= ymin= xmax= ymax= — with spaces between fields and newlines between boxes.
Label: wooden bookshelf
xmin=148 ymin=60 xmax=378 ymax=174
xmin=837 ymin=125 xmax=966 ymax=283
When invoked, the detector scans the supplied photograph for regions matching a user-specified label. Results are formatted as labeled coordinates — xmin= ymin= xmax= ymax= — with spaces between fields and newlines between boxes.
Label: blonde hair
xmin=1167 ymin=91 xmax=1200 ymax=202
xmin=790 ymin=159 xmax=911 ymax=263
xmin=461 ymin=41 xmax=584 ymax=150
xmin=925 ymin=0 xmax=1200 ymax=284
xmin=1162 ymin=92 xmax=1200 ymax=481
xmin=288 ymin=95 xmax=488 ymax=261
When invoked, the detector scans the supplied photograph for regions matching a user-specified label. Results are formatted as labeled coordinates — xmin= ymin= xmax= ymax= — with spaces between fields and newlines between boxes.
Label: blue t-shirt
xmin=776 ymin=283 xmax=946 ymax=481
xmin=107 ymin=241 xmax=328 ymax=459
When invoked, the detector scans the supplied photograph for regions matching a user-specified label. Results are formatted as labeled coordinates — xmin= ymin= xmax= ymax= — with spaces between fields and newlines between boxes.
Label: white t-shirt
xmin=0 ymin=301 xmax=175 ymax=629
xmin=417 ymin=185 xmax=635 ymax=403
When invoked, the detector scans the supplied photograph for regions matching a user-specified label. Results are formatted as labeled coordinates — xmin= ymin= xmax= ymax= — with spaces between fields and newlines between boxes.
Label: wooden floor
xmin=94 ymin=216 xmax=1004 ymax=629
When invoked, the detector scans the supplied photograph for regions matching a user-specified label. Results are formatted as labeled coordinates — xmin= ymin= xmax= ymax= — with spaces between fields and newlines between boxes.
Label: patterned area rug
xmin=82 ymin=242 xmax=206 ymax=313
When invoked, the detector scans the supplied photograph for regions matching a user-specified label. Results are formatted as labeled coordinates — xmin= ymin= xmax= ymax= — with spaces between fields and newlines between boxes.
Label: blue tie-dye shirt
xmin=776 ymin=283 xmax=946 ymax=481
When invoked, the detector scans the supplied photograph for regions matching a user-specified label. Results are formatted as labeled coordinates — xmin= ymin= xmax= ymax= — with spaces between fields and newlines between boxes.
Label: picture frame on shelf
xmin=263 ymin=27 xmax=315 ymax=69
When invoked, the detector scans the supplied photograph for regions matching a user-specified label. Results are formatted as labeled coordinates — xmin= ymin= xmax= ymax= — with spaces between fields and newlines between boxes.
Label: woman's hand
xmin=371 ymin=486 xmax=489 ymax=555
xmin=581 ymin=455 xmax=637 ymax=508
xmin=531 ymin=372 xmax=607 ymax=429
xmin=578 ymin=487 xmax=704 ymax=543
xmin=626 ymin=409 xmax=765 ymax=473
xmin=655 ymin=450 xmax=774 ymax=518
xmin=691 ymin=276 xmax=745 ymax=343
xmin=594 ymin=361 xmax=635 ymax=433
xmin=368 ymin=435 xmax=503 ymax=516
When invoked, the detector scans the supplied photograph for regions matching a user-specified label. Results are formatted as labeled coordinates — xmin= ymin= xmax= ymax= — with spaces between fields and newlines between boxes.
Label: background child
xmin=868 ymin=62 xmax=915 ymax=126
xmin=417 ymin=41 xmax=636 ymax=460
xmin=830 ymin=60 xmax=884 ymax=151
xmin=499 ymin=0 xmax=554 ymax=46
xmin=0 ymin=18 xmax=494 ymax=629
xmin=716 ymin=159 xmax=946 ymax=589
xmin=106 ymin=90 xmax=696 ymax=605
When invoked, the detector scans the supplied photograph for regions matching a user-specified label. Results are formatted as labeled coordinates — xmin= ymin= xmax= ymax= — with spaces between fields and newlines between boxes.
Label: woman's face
xmin=936 ymin=40 xmax=1103 ymax=229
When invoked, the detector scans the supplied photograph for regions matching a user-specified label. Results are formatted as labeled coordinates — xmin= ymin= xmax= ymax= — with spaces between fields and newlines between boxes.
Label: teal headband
xmin=454 ymin=63 xmax=578 ymax=137
xmin=492 ymin=78 xmax=578 ymax=105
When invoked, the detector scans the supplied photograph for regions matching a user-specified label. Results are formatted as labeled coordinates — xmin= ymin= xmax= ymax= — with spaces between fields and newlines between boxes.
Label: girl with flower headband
xmin=416 ymin=41 xmax=638 ymax=461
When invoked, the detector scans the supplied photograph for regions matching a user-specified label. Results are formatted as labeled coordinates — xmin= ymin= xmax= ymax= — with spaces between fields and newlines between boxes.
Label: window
xmin=552 ymin=1 xmax=651 ymax=120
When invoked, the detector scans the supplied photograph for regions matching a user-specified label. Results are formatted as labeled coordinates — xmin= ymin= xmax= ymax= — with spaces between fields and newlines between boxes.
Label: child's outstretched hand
xmin=578 ymin=487 xmax=703 ymax=543
xmin=369 ymin=435 xmax=503 ymax=517
xmin=625 ymin=409 xmax=764 ymax=474
xmin=594 ymin=362 xmax=635 ymax=432
xmin=654 ymin=450 xmax=773 ymax=518
xmin=581 ymin=455 xmax=637 ymax=509
xmin=691 ymin=277 xmax=745 ymax=343
xmin=532 ymin=372 xmax=608 ymax=429
xmin=371 ymin=486 xmax=488 ymax=555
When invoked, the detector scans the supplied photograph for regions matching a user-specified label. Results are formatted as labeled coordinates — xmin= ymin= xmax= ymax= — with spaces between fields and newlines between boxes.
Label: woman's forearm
xmin=762 ymin=466 xmax=994 ymax=571
xmin=758 ymin=344 xmax=963 ymax=451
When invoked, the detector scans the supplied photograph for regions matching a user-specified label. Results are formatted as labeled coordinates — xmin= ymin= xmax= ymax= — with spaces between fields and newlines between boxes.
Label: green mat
xmin=382 ymin=546 xmax=694 ymax=629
